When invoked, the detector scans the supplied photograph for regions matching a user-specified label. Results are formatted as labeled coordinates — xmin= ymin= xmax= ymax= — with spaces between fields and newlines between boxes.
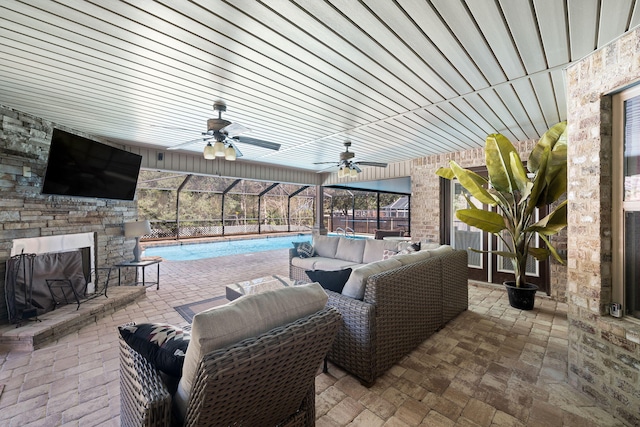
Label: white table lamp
xmin=124 ymin=220 xmax=152 ymax=262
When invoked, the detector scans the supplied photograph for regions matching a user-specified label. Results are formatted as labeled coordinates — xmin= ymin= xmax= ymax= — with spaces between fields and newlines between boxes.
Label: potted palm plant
xmin=436 ymin=121 xmax=567 ymax=310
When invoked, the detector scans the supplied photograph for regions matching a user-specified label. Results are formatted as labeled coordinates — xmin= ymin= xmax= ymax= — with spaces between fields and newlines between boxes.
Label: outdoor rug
xmin=174 ymin=295 xmax=228 ymax=323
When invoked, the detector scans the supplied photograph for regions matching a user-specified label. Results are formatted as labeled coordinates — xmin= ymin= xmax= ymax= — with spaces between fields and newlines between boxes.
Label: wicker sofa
xmin=289 ymin=235 xmax=468 ymax=385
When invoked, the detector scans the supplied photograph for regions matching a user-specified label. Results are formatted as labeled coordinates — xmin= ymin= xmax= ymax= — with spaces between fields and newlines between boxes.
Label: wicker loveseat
xmin=119 ymin=283 xmax=342 ymax=427
xmin=289 ymin=236 xmax=468 ymax=385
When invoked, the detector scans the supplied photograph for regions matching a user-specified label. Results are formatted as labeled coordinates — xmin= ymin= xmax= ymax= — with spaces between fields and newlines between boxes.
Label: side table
xmin=114 ymin=257 xmax=162 ymax=290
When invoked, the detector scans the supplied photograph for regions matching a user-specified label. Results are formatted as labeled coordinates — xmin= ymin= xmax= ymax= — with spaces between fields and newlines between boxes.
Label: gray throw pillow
xmin=297 ymin=242 xmax=315 ymax=258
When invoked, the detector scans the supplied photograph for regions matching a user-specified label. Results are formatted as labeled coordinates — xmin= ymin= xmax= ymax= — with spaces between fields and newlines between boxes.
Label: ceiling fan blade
xmin=167 ymin=136 xmax=212 ymax=150
xmin=222 ymin=122 xmax=250 ymax=137
xmin=232 ymin=136 xmax=281 ymax=151
xmin=313 ymin=161 xmax=340 ymax=165
xmin=355 ymin=161 xmax=388 ymax=167
xmin=316 ymin=164 xmax=338 ymax=173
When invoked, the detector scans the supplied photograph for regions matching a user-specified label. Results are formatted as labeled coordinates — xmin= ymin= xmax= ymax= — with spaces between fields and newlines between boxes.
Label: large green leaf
xmin=485 ymin=134 xmax=518 ymax=193
xmin=450 ymin=162 xmax=496 ymax=206
xmin=435 ymin=167 xmax=455 ymax=180
xmin=525 ymin=146 xmax=550 ymax=217
xmin=456 ymin=209 xmax=506 ymax=234
xmin=540 ymin=234 xmax=565 ymax=264
xmin=540 ymin=143 xmax=567 ymax=205
xmin=528 ymin=246 xmax=551 ymax=261
xmin=529 ymin=121 xmax=567 ymax=173
xmin=526 ymin=201 xmax=567 ymax=235
xmin=510 ymin=151 xmax=529 ymax=193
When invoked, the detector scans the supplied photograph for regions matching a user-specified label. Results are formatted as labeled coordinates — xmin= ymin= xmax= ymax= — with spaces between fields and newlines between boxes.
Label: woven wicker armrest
xmin=324 ymin=289 xmax=377 ymax=384
xmin=119 ymin=333 xmax=172 ymax=427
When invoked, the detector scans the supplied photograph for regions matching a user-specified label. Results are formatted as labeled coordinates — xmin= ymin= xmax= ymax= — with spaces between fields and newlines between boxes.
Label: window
xmin=613 ymin=87 xmax=640 ymax=319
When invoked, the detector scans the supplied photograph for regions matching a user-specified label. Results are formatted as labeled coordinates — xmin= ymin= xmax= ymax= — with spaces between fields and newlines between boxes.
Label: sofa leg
xmin=323 ymin=357 xmax=328 ymax=373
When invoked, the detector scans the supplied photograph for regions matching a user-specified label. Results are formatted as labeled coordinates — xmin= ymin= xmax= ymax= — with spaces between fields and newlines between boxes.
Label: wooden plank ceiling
xmin=0 ymin=0 xmax=638 ymax=172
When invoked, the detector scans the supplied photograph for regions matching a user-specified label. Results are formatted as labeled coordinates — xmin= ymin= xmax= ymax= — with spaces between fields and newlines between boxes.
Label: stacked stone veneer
xmin=410 ymin=141 xmax=568 ymax=302
xmin=0 ymin=105 xmax=139 ymax=324
xmin=565 ymin=27 xmax=640 ymax=426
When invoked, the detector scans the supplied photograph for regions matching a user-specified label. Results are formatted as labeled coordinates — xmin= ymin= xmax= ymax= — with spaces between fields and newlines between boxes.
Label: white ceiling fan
xmin=167 ymin=101 xmax=281 ymax=160
xmin=314 ymin=141 xmax=387 ymax=177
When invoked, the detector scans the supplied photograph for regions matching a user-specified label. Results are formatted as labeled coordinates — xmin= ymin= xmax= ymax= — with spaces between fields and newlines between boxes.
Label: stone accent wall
xmin=410 ymin=139 xmax=568 ymax=302
xmin=565 ymin=28 xmax=640 ymax=426
xmin=0 ymin=105 xmax=138 ymax=324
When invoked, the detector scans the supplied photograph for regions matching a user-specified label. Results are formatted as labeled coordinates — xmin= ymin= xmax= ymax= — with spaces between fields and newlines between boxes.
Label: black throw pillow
xmin=306 ymin=268 xmax=352 ymax=293
xmin=118 ymin=323 xmax=190 ymax=377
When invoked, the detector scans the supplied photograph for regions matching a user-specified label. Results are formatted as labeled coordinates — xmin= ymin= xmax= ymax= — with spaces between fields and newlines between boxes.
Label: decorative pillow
xmin=410 ymin=242 xmax=421 ymax=251
xmin=306 ymin=268 xmax=352 ymax=293
xmin=382 ymin=249 xmax=399 ymax=260
xmin=292 ymin=241 xmax=312 ymax=257
xmin=297 ymin=241 xmax=315 ymax=258
xmin=119 ymin=323 xmax=190 ymax=377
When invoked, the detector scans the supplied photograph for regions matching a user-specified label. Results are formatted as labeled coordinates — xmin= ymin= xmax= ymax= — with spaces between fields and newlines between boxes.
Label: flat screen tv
xmin=42 ymin=128 xmax=143 ymax=201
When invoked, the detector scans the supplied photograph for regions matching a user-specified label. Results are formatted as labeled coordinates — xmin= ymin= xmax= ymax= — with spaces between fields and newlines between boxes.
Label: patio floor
xmin=0 ymin=247 xmax=624 ymax=426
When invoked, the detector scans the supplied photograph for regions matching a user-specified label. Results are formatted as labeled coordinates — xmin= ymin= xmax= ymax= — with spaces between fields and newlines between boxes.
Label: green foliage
xmin=436 ymin=122 xmax=568 ymax=288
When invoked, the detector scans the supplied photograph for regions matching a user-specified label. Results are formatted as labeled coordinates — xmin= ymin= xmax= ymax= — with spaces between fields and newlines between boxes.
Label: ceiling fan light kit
xmin=224 ymin=145 xmax=236 ymax=161
xmin=314 ymin=140 xmax=388 ymax=177
xmin=213 ymin=141 xmax=226 ymax=157
xmin=203 ymin=142 xmax=216 ymax=160
xmin=168 ymin=100 xmax=281 ymax=161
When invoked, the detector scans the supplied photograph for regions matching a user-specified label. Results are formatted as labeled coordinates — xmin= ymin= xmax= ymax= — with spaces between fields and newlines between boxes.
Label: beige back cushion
xmin=342 ymin=257 xmax=402 ymax=299
xmin=362 ymin=239 xmax=400 ymax=263
xmin=427 ymin=245 xmax=454 ymax=257
xmin=335 ymin=237 xmax=366 ymax=263
xmin=174 ymin=282 xmax=328 ymax=420
xmin=313 ymin=235 xmax=340 ymax=258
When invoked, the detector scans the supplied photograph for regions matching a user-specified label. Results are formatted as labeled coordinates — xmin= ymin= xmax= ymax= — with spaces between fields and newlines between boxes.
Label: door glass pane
xmin=624 ymin=212 xmax=640 ymax=319
xmin=451 ymin=181 xmax=483 ymax=269
xmin=624 ymin=97 xmax=640 ymax=201
xmin=623 ymin=95 xmax=640 ymax=318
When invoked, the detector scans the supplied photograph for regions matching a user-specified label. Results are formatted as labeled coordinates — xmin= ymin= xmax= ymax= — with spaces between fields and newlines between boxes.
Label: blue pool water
xmin=144 ymin=235 xmax=313 ymax=261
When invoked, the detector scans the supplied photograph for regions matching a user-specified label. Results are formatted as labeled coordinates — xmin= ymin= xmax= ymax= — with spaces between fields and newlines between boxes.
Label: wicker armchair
xmin=120 ymin=306 xmax=342 ymax=427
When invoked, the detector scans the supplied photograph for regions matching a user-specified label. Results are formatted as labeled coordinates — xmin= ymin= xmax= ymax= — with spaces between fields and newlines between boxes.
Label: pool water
xmin=144 ymin=234 xmax=313 ymax=261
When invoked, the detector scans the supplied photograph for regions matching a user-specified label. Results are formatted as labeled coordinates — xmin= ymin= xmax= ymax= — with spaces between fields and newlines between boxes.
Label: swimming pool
xmin=143 ymin=233 xmax=371 ymax=261
xmin=144 ymin=235 xmax=313 ymax=261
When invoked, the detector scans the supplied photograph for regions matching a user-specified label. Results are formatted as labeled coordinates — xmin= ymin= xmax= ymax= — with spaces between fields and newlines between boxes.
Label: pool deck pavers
xmin=0 ymin=246 xmax=627 ymax=426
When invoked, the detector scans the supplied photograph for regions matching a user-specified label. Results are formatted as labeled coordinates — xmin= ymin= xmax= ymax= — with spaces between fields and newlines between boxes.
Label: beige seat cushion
xmin=174 ymin=282 xmax=328 ymax=420
xmin=312 ymin=257 xmax=359 ymax=271
xmin=291 ymin=256 xmax=319 ymax=270
xmin=335 ymin=237 xmax=366 ymax=263
xmin=342 ymin=258 xmax=403 ymax=300
xmin=313 ymin=235 xmax=340 ymax=258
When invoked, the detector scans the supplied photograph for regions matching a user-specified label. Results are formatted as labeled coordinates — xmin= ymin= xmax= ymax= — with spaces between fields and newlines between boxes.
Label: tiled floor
xmin=0 ymin=248 xmax=625 ymax=426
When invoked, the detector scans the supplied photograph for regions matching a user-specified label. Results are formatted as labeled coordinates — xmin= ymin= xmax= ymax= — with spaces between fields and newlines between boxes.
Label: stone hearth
xmin=0 ymin=285 xmax=145 ymax=352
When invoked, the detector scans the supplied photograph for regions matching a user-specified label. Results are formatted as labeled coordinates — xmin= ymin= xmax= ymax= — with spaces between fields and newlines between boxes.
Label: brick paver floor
xmin=0 ymin=247 xmax=625 ymax=426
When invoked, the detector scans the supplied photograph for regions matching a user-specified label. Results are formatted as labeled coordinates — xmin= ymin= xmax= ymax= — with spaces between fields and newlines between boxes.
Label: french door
xmin=445 ymin=177 xmax=549 ymax=293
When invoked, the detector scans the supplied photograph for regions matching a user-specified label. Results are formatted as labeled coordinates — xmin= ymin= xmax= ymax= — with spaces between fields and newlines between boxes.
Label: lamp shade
xmin=350 ymin=167 xmax=358 ymax=177
xmin=213 ymin=141 xmax=226 ymax=157
xmin=224 ymin=145 xmax=236 ymax=161
xmin=124 ymin=220 xmax=152 ymax=238
xmin=203 ymin=143 xmax=216 ymax=159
